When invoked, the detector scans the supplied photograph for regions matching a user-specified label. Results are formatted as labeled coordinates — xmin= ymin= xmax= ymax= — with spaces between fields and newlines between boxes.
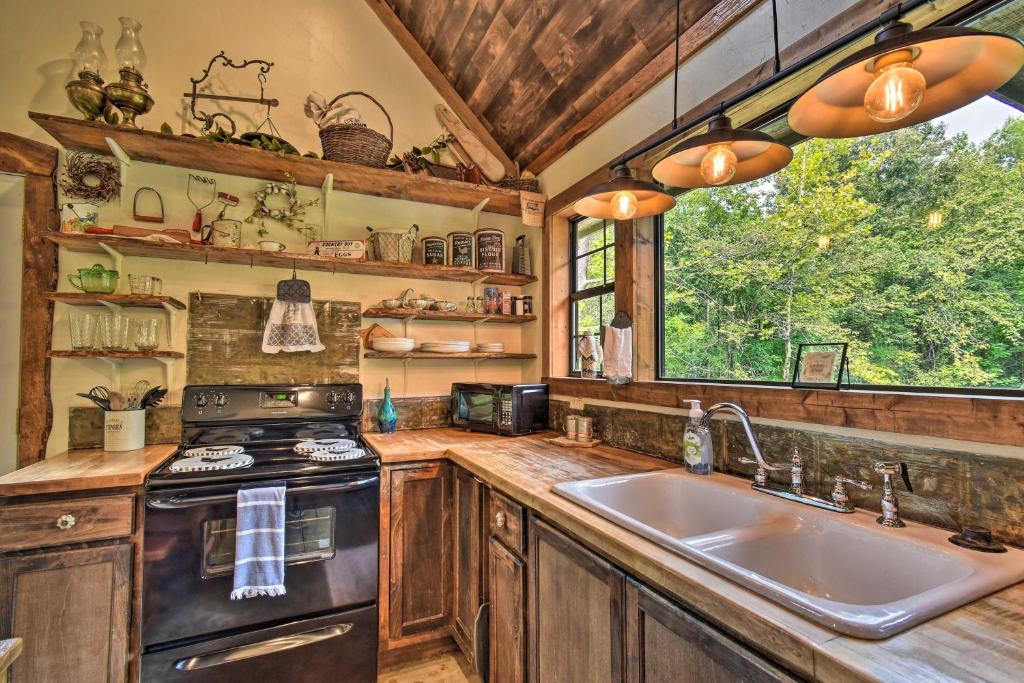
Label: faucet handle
xmin=737 ymin=457 xmax=768 ymax=486
xmin=873 ymin=462 xmax=913 ymax=492
xmin=831 ymin=475 xmax=872 ymax=511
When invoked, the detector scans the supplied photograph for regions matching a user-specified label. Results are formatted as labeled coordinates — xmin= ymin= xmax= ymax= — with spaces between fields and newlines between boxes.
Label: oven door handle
xmin=174 ymin=622 xmax=353 ymax=670
xmin=147 ymin=476 xmax=379 ymax=509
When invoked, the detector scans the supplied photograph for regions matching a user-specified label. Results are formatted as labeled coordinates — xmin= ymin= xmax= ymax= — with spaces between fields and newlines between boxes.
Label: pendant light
xmin=652 ymin=0 xmax=793 ymax=188
xmin=573 ymin=0 xmax=686 ymax=220
xmin=789 ymin=14 xmax=1024 ymax=138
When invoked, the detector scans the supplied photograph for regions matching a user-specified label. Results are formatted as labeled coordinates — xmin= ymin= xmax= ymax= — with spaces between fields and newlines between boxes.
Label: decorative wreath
xmin=60 ymin=152 xmax=121 ymax=203
xmin=245 ymin=172 xmax=319 ymax=238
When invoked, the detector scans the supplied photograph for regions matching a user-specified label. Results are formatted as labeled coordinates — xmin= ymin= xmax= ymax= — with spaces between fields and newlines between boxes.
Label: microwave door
xmin=459 ymin=391 xmax=497 ymax=430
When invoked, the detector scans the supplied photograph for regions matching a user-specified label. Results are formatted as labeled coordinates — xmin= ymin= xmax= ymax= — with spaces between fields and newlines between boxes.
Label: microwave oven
xmin=451 ymin=383 xmax=549 ymax=435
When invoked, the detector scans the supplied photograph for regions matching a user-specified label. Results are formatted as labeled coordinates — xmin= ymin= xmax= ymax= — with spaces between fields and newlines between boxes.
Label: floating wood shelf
xmin=362 ymin=307 xmax=536 ymax=323
xmin=45 ymin=292 xmax=187 ymax=309
xmin=48 ymin=350 xmax=184 ymax=359
xmin=45 ymin=233 xmax=538 ymax=286
xmin=364 ymin=351 xmax=536 ymax=360
xmin=30 ymin=112 xmax=523 ymax=216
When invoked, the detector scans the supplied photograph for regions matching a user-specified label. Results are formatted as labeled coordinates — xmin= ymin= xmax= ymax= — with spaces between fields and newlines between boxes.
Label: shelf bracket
xmin=161 ymin=302 xmax=181 ymax=346
xmin=100 ymin=358 xmax=124 ymax=390
xmin=157 ymin=358 xmax=177 ymax=399
xmin=468 ymin=198 xmax=489 ymax=231
xmin=321 ymin=173 xmax=334 ymax=236
xmin=98 ymin=300 xmax=124 ymax=315
xmin=105 ymin=137 xmax=132 ymax=214
xmin=98 ymin=242 xmax=125 ymax=288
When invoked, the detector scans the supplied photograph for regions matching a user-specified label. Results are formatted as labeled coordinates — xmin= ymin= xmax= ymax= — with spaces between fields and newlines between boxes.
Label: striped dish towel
xmin=230 ymin=485 xmax=287 ymax=600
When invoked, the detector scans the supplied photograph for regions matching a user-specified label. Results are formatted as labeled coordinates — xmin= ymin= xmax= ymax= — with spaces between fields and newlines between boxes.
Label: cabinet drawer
xmin=488 ymin=489 xmax=525 ymax=556
xmin=0 ymin=495 xmax=134 ymax=552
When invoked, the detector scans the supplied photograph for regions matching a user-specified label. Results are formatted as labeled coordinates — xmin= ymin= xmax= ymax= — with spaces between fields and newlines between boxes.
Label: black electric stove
xmin=147 ymin=383 xmax=379 ymax=488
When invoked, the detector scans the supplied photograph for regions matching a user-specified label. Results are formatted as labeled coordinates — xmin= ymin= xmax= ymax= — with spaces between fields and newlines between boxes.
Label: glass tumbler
xmin=98 ymin=314 xmax=131 ymax=350
xmin=69 ymin=312 xmax=96 ymax=349
xmin=134 ymin=318 xmax=160 ymax=351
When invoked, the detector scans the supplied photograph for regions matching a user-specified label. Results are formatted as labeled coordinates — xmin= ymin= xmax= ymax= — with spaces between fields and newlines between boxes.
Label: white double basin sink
xmin=553 ymin=470 xmax=1024 ymax=639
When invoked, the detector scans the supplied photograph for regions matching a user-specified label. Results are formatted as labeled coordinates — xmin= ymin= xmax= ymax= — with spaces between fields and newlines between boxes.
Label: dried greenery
xmin=60 ymin=152 xmax=121 ymax=203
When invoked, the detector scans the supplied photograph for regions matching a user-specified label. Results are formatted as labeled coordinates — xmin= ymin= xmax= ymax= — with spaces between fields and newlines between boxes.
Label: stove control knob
xmin=194 ymin=393 xmax=208 ymax=408
xmin=341 ymin=390 xmax=357 ymax=405
xmin=325 ymin=391 xmax=341 ymax=406
xmin=213 ymin=393 xmax=229 ymax=408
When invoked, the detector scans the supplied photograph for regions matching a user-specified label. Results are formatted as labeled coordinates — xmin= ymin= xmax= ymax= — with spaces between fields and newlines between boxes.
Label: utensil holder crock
xmin=104 ymin=409 xmax=145 ymax=451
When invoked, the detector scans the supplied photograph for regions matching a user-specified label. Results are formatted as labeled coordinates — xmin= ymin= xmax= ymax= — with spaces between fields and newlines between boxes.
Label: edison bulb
xmin=610 ymin=190 xmax=638 ymax=220
xmin=700 ymin=144 xmax=738 ymax=186
xmin=864 ymin=59 xmax=926 ymax=123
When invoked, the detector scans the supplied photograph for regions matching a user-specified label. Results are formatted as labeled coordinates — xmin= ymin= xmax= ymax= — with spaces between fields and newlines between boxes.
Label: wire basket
xmin=319 ymin=91 xmax=394 ymax=168
xmin=366 ymin=224 xmax=419 ymax=263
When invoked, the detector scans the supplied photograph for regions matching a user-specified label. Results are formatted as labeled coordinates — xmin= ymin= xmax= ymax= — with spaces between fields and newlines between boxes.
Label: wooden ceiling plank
xmin=425 ymin=0 xmax=473 ymax=68
xmin=526 ymin=0 xmax=762 ymax=174
xmin=440 ymin=0 xmax=499 ymax=85
xmin=455 ymin=10 xmax=515 ymax=99
xmin=362 ymin=0 xmax=516 ymax=177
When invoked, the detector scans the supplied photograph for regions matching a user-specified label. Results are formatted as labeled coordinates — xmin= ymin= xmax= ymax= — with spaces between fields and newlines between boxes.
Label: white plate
xmin=374 ymin=339 xmax=415 ymax=352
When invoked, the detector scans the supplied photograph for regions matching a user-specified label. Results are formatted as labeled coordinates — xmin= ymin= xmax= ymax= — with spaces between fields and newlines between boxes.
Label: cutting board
xmin=436 ymin=105 xmax=506 ymax=182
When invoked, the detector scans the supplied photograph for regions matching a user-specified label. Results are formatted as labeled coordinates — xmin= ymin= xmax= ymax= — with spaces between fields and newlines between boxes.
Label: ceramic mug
xmin=259 ymin=240 xmax=286 ymax=252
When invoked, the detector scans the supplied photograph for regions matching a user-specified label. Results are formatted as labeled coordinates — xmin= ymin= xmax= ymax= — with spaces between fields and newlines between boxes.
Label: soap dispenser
xmin=682 ymin=400 xmax=713 ymax=475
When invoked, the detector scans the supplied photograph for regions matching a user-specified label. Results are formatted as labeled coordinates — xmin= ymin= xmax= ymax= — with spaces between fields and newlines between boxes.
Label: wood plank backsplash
xmin=186 ymin=293 xmax=359 ymax=385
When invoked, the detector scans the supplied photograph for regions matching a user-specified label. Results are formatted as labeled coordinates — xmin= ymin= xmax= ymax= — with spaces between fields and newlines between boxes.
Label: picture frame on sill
xmin=791 ymin=342 xmax=850 ymax=390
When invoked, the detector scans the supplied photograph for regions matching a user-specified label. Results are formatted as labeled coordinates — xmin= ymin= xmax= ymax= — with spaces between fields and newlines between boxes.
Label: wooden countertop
xmin=364 ymin=429 xmax=1024 ymax=683
xmin=0 ymin=444 xmax=176 ymax=497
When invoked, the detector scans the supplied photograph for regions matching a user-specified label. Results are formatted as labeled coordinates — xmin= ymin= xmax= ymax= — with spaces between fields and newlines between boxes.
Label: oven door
xmin=452 ymin=387 xmax=498 ymax=432
xmin=142 ymin=472 xmax=378 ymax=647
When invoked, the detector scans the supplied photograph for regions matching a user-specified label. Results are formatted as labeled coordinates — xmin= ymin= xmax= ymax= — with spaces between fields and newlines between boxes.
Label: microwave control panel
xmin=499 ymin=393 xmax=513 ymax=427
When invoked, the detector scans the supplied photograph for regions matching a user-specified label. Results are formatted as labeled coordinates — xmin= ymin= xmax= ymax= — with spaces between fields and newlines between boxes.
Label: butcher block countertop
xmin=0 ymin=444 xmax=176 ymax=497
xmin=363 ymin=429 xmax=1024 ymax=683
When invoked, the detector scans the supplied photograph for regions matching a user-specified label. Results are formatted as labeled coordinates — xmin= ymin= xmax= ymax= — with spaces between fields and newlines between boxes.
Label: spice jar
xmin=484 ymin=287 xmax=500 ymax=314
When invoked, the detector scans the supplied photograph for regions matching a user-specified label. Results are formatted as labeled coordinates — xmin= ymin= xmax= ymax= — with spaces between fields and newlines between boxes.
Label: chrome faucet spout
xmin=698 ymin=402 xmax=787 ymax=472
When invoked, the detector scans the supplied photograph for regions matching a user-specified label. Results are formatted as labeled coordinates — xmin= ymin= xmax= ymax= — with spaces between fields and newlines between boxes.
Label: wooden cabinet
xmin=0 ymin=543 xmax=132 ymax=683
xmin=383 ymin=463 xmax=453 ymax=647
xmin=451 ymin=467 xmax=483 ymax=658
xmin=488 ymin=536 xmax=525 ymax=683
xmin=527 ymin=517 xmax=625 ymax=683
xmin=0 ymin=495 xmax=134 ymax=553
xmin=624 ymin=579 xmax=796 ymax=683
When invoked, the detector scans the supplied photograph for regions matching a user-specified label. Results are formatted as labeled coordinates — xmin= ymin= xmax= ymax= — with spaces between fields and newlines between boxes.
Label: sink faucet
xmin=873 ymin=462 xmax=913 ymax=528
xmin=696 ymin=403 xmax=788 ymax=475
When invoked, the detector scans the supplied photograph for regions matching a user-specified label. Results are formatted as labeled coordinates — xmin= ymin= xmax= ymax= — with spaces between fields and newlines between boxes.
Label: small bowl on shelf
xmin=372 ymin=337 xmax=415 ymax=353
xmin=431 ymin=300 xmax=457 ymax=312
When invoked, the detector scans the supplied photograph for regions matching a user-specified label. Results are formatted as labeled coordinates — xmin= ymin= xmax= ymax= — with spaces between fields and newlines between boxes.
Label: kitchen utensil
xmin=436 ymin=104 xmax=505 ymax=182
xmin=132 ymin=187 xmax=165 ymax=223
xmin=60 ymin=202 xmax=99 ymax=234
xmin=69 ymin=312 xmax=97 ymax=349
xmin=135 ymin=318 xmax=160 ymax=351
xmin=127 ymin=379 xmax=151 ymax=409
xmin=431 ymin=300 xmax=457 ymax=312
xmin=98 ymin=314 xmax=131 ymax=350
xmin=140 ymin=385 xmax=167 ymax=408
xmin=129 ymin=274 xmax=162 ymax=295
xmin=76 ymin=385 xmax=111 ymax=410
xmin=372 ymin=338 xmax=415 ymax=353
xmin=259 ymin=240 xmax=286 ymax=252
xmin=107 ymin=390 xmax=127 ymax=411
xmin=112 ymin=225 xmax=192 ymax=243
xmin=69 ymin=264 xmax=119 ymax=293
xmin=186 ymin=174 xmax=217 ymax=235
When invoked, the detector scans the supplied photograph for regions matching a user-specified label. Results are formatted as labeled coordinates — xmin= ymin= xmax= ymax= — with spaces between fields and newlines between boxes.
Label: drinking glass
xmin=69 ymin=312 xmax=96 ymax=349
xmin=129 ymin=274 xmax=162 ymax=295
xmin=98 ymin=314 xmax=131 ymax=350
xmin=134 ymin=318 xmax=160 ymax=351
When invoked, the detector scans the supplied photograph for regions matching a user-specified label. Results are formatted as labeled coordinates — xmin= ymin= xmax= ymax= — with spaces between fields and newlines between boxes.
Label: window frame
xmin=568 ymin=216 xmax=616 ymax=375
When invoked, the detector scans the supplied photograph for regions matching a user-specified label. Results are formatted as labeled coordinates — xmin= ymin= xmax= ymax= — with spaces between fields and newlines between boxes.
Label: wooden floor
xmin=378 ymin=654 xmax=481 ymax=683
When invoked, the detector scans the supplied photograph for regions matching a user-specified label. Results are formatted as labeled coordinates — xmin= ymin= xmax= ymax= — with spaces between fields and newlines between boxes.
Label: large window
xmin=570 ymin=217 xmax=616 ymax=372
xmin=659 ymin=4 xmax=1024 ymax=393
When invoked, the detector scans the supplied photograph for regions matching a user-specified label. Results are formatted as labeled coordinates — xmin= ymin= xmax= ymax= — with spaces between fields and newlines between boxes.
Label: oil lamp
xmin=64 ymin=21 xmax=108 ymax=120
xmin=104 ymin=17 xmax=154 ymax=127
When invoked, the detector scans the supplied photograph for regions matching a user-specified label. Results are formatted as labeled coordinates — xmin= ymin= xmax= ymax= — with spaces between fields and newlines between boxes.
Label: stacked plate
xmin=421 ymin=340 xmax=471 ymax=353
xmin=373 ymin=337 xmax=415 ymax=353
xmin=476 ymin=342 xmax=505 ymax=353
xmin=294 ymin=438 xmax=357 ymax=454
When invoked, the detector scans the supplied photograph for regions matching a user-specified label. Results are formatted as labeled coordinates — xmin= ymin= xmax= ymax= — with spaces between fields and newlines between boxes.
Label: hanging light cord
xmin=771 ymin=0 xmax=782 ymax=74
xmin=672 ymin=0 xmax=681 ymax=129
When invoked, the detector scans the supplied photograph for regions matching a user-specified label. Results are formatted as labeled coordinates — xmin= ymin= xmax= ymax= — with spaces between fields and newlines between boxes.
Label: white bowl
xmin=373 ymin=338 xmax=415 ymax=352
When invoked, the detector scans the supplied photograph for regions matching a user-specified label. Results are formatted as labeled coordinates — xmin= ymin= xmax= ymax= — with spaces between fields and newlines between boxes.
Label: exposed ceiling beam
xmin=547 ymin=0 xmax=971 ymax=216
xmin=362 ymin=0 xmax=517 ymax=178
xmin=526 ymin=0 xmax=763 ymax=175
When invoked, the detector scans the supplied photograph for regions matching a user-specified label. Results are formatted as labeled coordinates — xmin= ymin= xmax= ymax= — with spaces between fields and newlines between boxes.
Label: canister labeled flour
xmin=475 ymin=228 xmax=505 ymax=273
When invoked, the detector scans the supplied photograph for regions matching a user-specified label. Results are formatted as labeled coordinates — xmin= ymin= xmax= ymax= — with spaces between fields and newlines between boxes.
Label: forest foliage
xmin=661 ymin=112 xmax=1024 ymax=389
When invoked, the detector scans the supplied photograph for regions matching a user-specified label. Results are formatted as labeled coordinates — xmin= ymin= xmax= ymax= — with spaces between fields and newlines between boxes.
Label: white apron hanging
xmin=262 ymin=271 xmax=325 ymax=353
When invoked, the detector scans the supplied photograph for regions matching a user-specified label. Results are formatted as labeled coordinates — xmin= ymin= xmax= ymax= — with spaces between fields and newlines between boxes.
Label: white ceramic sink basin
xmin=554 ymin=470 xmax=1024 ymax=638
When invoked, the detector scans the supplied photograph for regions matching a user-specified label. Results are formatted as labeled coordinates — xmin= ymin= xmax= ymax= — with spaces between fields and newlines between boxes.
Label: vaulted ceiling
xmin=383 ymin=0 xmax=726 ymax=173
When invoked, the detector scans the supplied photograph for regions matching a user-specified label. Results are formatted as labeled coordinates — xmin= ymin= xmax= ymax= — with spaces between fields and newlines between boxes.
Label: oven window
xmin=202 ymin=506 xmax=337 ymax=578
xmin=459 ymin=392 xmax=494 ymax=422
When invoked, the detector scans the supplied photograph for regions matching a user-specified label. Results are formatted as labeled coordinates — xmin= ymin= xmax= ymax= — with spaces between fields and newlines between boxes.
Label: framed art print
xmin=791 ymin=342 xmax=849 ymax=390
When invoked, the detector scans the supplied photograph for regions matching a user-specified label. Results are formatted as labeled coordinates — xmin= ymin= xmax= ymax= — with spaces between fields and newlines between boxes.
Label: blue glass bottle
xmin=377 ymin=378 xmax=398 ymax=433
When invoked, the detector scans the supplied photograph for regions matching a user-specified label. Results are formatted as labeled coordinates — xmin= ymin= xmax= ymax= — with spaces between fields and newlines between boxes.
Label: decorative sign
xmin=307 ymin=240 xmax=365 ymax=259
xmin=792 ymin=343 xmax=849 ymax=390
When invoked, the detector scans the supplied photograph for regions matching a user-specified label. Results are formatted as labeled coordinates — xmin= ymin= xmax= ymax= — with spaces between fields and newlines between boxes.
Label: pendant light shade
xmin=789 ymin=21 xmax=1024 ymax=138
xmin=573 ymin=165 xmax=676 ymax=220
xmin=652 ymin=115 xmax=794 ymax=188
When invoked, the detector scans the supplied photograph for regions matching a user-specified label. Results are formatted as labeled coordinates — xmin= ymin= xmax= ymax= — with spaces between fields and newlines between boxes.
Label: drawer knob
xmin=494 ymin=511 xmax=506 ymax=529
xmin=57 ymin=514 xmax=77 ymax=530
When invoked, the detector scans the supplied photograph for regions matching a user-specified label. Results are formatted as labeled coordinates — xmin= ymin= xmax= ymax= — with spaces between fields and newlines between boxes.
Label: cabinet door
xmin=452 ymin=467 xmax=483 ymax=658
xmin=0 ymin=543 xmax=132 ymax=683
xmin=488 ymin=537 xmax=525 ymax=683
xmin=625 ymin=579 xmax=796 ymax=683
xmin=528 ymin=517 xmax=625 ymax=683
xmin=387 ymin=463 xmax=453 ymax=641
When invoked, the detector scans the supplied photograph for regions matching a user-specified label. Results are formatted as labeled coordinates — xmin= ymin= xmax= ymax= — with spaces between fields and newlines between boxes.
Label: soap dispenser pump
xmin=682 ymin=400 xmax=713 ymax=475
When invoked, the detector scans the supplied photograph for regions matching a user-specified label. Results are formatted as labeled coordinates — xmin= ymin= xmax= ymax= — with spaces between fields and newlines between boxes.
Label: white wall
xmin=0 ymin=174 xmax=25 ymax=474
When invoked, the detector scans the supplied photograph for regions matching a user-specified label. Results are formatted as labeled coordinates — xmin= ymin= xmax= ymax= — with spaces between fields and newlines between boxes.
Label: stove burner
xmin=170 ymin=453 xmax=254 ymax=473
xmin=294 ymin=438 xmax=356 ymax=454
xmin=308 ymin=448 xmax=366 ymax=462
xmin=184 ymin=445 xmax=246 ymax=458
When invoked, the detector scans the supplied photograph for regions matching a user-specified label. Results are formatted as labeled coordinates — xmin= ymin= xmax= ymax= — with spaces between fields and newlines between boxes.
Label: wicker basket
xmin=319 ymin=91 xmax=394 ymax=167
xmin=497 ymin=176 xmax=541 ymax=193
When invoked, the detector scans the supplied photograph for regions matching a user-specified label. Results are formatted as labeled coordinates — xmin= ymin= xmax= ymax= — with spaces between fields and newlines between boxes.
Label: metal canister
xmin=522 ymin=295 xmax=533 ymax=314
xmin=565 ymin=414 xmax=579 ymax=440
xmin=576 ymin=416 xmax=594 ymax=442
